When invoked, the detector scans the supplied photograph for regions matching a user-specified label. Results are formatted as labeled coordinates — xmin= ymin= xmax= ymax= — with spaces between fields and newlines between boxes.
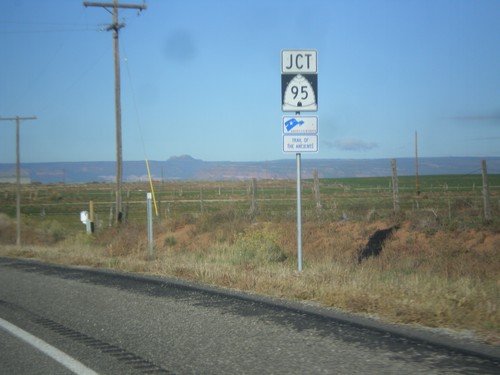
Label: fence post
xmin=249 ymin=178 xmax=257 ymax=214
xmin=313 ymin=169 xmax=321 ymax=211
xmin=391 ymin=159 xmax=400 ymax=213
xmin=200 ymin=187 xmax=204 ymax=213
xmin=89 ymin=200 xmax=95 ymax=233
xmin=481 ymin=160 xmax=492 ymax=222
xmin=108 ymin=206 xmax=114 ymax=227
xmin=124 ymin=189 xmax=130 ymax=224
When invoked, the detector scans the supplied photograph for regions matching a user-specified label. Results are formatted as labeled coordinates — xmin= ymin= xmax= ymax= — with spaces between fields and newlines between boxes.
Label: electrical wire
xmin=1 ymin=9 xmax=101 ymax=114
xmin=0 ymin=20 xmax=99 ymax=34
xmin=122 ymin=38 xmax=159 ymax=216
xmin=36 ymin=48 xmax=109 ymax=115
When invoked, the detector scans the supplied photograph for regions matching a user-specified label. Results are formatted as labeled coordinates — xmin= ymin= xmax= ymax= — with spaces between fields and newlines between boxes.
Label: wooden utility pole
xmin=83 ymin=0 xmax=146 ymax=224
xmin=0 ymin=116 xmax=37 ymax=246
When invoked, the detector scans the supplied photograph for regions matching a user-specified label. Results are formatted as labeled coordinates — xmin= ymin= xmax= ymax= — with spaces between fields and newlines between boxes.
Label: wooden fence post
xmin=108 ymin=206 xmax=114 ymax=227
xmin=89 ymin=200 xmax=95 ymax=233
xmin=124 ymin=189 xmax=130 ymax=224
xmin=391 ymin=159 xmax=400 ymax=213
xmin=313 ymin=169 xmax=321 ymax=211
xmin=109 ymin=190 xmax=114 ymax=227
xmin=200 ymin=187 xmax=204 ymax=213
xmin=249 ymin=178 xmax=257 ymax=214
xmin=482 ymin=160 xmax=492 ymax=221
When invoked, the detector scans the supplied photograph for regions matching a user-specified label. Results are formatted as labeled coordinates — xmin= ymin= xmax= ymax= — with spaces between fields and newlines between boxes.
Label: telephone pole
xmin=0 ymin=116 xmax=37 ymax=246
xmin=83 ymin=0 xmax=146 ymax=224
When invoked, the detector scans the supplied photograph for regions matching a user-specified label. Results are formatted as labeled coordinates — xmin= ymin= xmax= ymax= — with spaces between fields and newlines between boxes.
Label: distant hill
xmin=0 ymin=156 xmax=499 ymax=184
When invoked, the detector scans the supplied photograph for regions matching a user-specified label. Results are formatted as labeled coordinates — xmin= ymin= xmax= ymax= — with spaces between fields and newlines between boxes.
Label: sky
xmin=1 ymin=0 xmax=500 ymax=163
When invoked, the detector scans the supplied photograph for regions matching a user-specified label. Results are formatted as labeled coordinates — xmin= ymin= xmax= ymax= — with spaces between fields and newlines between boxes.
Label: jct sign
xmin=281 ymin=50 xmax=318 ymax=112
xmin=282 ymin=50 xmax=317 ymax=73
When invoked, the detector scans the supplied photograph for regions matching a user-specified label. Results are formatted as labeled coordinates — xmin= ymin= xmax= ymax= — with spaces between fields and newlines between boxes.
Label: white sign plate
xmin=80 ymin=211 xmax=89 ymax=224
xmin=283 ymin=116 xmax=318 ymax=134
xmin=283 ymin=135 xmax=318 ymax=153
xmin=282 ymin=74 xmax=317 ymax=112
xmin=281 ymin=50 xmax=317 ymax=74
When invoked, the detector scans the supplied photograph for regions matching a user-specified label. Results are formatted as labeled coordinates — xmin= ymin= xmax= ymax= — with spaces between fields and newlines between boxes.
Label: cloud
xmin=327 ymin=138 xmax=379 ymax=151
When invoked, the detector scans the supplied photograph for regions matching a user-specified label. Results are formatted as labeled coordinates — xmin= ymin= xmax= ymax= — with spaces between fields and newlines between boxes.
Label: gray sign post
xmin=281 ymin=50 xmax=318 ymax=272
xmin=147 ymin=192 xmax=154 ymax=260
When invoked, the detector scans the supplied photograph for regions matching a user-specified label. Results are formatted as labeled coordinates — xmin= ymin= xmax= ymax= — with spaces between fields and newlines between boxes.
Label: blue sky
xmin=1 ymin=0 xmax=500 ymax=163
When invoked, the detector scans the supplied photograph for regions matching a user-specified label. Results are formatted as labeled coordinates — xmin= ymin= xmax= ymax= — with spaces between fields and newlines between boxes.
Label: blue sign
xmin=284 ymin=118 xmax=305 ymax=131
xmin=282 ymin=116 xmax=318 ymax=134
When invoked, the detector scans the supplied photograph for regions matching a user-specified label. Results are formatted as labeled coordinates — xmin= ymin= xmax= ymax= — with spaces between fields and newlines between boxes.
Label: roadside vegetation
xmin=0 ymin=175 xmax=499 ymax=345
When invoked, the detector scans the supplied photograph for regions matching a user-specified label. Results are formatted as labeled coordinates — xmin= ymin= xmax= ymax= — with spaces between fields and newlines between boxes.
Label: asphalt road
xmin=0 ymin=257 xmax=498 ymax=374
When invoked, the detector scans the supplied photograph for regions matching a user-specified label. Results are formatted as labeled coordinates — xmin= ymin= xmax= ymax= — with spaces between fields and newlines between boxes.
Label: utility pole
xmin=83 ymin=0 xmax=146 ymax=224
xmin=0 ymin=116 xmax=37 ymax=246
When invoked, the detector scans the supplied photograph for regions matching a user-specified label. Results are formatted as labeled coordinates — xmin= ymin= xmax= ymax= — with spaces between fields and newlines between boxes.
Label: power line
xmin=0 ymin=28 xmax=95 ymax=34
xmin=0 ymin=20 xmax=98 ymax=34
xmin=122 ymin=44 xmax=147 ymax=159
xmin=1 ymin=9 xmax=100 ymax=113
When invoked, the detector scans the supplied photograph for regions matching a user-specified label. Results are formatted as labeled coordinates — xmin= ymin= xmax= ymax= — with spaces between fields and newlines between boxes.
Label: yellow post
xmin=145 ymin=160 xmax=159 ymax=216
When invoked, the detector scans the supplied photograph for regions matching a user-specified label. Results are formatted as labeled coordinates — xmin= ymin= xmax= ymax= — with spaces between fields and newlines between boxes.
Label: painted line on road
xmin=0 ymin=317 xmax=98 ymax=375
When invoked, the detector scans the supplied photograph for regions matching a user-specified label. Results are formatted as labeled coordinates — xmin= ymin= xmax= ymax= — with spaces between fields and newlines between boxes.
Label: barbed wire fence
xmin=0 ymin=161 xmax=498 ymax=235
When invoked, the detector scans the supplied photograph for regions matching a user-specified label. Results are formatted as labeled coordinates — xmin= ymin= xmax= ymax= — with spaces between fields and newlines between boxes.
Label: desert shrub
xmin=197 ymin=207 xmax=249 ymax=231
xmin=35 ymin=219 xmax=66 ymax=244
xmin=407 ymin=209 xmax=441 ymax=234
xmin=170 ymin=212 xmax=198 ymax=229
xmin=97 ymin=225 xmax=147 ymax=257
xmin=164 ymin=235 xmax=177 ymax=247
xmin=193 ymin=208 xmax=251 ymax=244
xmin=64 ymin=231 xmax=97 ymax=247
xmin=0 ymin=213 xmax=15 ymax=244
xmin=49 ymin=191 xmax=63 ymax=201
xmin=232 ymin=227 xmax=287 ymax=265
xmin=0 ymin=213 xmax=12 ymax=228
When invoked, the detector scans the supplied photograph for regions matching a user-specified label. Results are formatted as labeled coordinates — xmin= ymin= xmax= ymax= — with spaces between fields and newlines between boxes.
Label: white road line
xmin=0 ymin=317 xmax=98 ymax=375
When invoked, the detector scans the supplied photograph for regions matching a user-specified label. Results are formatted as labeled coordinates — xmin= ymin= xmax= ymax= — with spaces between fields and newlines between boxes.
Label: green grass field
xmin=1 ymin=174 xmax=498 ymax=232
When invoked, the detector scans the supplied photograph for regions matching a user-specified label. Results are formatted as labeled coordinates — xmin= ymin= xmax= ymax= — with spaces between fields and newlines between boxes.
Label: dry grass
xmin=0 ymin=211 xmax=499 ymax=345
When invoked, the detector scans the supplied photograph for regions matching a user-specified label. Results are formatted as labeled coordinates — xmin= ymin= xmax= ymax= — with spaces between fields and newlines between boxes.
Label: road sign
xmin=283 ymin=135 xmax=318 ymax=153
xmin=280 ymin=50 xmax=319 ymax=272
xmin=281 ymin=49 xmax=318 ymax=112
xmin=281 ymin=50 xmax=317 ymax=74
xmin=283 ymin=116 xmax=318 ymax=134
xmin=282 ymin=74 xmax=317 ymax=112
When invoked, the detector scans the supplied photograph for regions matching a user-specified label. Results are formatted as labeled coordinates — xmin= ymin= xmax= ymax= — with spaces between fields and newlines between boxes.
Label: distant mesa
xmin=0 ymin=156 xmax=499 ymax=184
xmin=167 ymin=155 xmax=200 ymax=162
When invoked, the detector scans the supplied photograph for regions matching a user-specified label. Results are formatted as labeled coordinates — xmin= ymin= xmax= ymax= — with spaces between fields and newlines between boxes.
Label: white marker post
xmin=80 ymin=211 xmax=91 ymax=234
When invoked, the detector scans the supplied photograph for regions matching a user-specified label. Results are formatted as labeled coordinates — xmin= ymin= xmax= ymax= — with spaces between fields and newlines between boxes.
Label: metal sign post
xmin=281 ymin=49 xmax=318 ymax=272
xmin=296 ymin=152 xmax=303 ymax=272
xmin=146 ymin=192 xmax=154 ymax=260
